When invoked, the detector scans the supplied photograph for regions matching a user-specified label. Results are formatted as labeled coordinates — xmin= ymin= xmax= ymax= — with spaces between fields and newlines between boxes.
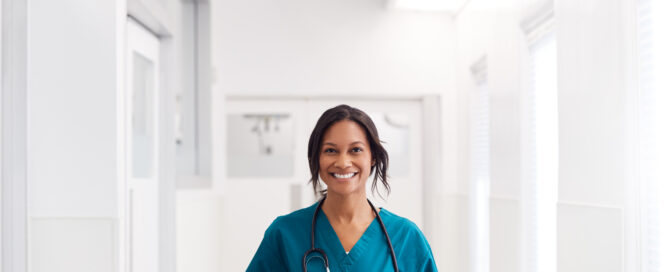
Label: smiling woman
xmin=246 ymin=104 xmax=437 ymax=272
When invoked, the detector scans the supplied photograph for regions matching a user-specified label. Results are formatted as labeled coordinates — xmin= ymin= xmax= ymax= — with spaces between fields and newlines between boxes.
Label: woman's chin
xmin=326 ymin=183 xmax=364 ymax=197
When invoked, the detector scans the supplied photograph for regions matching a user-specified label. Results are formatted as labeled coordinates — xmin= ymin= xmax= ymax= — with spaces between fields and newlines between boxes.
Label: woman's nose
xmin=334 ymin=154 xmax=352 ymax=168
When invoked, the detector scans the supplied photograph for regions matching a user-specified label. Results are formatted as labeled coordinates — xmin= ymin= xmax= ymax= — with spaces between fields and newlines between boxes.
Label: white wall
xmin=206 ymin=0 xmax=458 ymax=270
xmin=26 ymin=0 xmax=123 ymax=271
xmin=454 ymin=3 xmax=525 ymax=272
xmin=28 ymin=0 xmax=120 ymax=219
xmin=555 ymin=0 xmax=629 ymax=271
xmin=176 ymin=191 xmax=223 ymax=272
xmin=211 ymin=0 xmax=456 ymax=96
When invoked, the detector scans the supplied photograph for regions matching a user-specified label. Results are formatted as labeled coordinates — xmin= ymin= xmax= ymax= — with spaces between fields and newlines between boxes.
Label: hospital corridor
xmin=1 ymin=0 xmax=668 ymax=271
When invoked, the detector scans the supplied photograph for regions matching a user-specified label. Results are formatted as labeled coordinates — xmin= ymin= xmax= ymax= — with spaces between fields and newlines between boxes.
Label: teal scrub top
xmin=247 ymin=201 xmax=437 ymax=271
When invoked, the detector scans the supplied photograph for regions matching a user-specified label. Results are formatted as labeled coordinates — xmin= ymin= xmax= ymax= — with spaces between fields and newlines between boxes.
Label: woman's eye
xmin=323 ymin=148 xmax=336 ymax=153
xmin=351 ymin=147 xmax=363 ymax=153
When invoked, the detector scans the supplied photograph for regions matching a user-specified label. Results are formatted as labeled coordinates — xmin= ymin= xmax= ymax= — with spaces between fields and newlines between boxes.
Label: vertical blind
xmin=637 ymin=0 xmax=669 ymax=271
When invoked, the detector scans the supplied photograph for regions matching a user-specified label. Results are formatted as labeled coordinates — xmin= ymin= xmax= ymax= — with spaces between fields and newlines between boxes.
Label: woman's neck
xmin=321 ymin=191 xmax=374 ymax=225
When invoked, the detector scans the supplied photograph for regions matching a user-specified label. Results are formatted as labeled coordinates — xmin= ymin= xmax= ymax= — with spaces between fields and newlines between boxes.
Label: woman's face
xmin=319 ymin=120 xmax=373 ymax=197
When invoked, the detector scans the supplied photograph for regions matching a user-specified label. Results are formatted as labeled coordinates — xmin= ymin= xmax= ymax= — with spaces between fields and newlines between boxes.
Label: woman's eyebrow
xmin=323 ymin=141 xmax=365 ymax=147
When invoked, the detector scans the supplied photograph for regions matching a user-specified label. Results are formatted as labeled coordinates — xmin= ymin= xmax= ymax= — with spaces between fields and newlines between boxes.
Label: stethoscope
xmin=302 ymin=195 xmax=399 ymax=272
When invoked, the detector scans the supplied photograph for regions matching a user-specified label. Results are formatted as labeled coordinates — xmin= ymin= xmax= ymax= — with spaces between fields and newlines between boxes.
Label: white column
xmin=1 ymin=0 xmax=28 ymax=271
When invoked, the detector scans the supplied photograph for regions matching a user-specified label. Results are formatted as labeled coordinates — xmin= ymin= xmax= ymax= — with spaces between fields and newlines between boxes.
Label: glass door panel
xmin=132 ymin=53 xmax=156 ymax=179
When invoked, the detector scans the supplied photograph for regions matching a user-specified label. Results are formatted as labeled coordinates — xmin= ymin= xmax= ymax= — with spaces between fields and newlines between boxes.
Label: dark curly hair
xmin=307 ymin=104 xmax=390 ymax=198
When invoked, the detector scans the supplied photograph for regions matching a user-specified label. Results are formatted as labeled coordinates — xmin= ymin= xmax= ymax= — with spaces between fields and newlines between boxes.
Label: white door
xmin=125 ymin=18 xmax=160 ymax=272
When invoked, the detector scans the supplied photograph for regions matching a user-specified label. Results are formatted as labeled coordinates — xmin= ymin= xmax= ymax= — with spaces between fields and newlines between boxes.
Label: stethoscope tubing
xmin=370 ymin=198 xmax=399 ymax=271
xmin=302 ymin=196 xmax=399 ymax=272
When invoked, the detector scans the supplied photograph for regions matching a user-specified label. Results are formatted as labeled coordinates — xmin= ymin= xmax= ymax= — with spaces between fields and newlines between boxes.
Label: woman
xmin=247 ymin=104 xmax=437 ymax=271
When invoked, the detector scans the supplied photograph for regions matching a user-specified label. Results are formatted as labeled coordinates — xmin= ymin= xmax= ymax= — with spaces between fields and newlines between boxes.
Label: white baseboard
xmin=30 ymin=218 xmax=116 ymax=272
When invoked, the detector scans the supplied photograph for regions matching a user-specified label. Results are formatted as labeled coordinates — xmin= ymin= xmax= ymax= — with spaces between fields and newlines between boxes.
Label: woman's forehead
xmin=321 ymin=120 xmax=369 ymax=144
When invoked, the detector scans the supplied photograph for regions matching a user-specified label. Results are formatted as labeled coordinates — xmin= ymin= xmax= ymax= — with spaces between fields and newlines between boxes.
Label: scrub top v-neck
xmin=247 ymin=201 xmax=437 ymax=272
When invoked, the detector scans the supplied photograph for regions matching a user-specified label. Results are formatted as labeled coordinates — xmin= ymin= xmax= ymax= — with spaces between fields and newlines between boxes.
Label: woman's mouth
xmin=331 ymin=172 xmax=357 ymax=179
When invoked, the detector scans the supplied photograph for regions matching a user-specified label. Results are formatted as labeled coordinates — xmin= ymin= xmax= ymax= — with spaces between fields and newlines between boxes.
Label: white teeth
xmin=333 ymin=173 xmax=355 ymax=179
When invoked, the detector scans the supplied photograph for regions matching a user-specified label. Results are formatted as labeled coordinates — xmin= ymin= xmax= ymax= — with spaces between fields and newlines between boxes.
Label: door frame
xmin=125 ymin=17 xmax=162 ymax=272
xmin=121 ymin=2 xmax=180 ymax=271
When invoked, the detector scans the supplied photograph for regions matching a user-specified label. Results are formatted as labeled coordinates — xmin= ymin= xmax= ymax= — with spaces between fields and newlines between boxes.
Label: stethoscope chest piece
xmin=302 ymin=247 xmax=329 ymax=272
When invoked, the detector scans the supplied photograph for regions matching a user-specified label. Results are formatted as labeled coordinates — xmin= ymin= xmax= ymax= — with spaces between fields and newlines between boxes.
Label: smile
xmin=331 ymin=172 xmax=357 ymax=179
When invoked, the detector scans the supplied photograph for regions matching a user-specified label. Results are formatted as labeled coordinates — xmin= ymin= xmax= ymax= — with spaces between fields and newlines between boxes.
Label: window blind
xmin=637 ymin=0 xmax=669 ymax=271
